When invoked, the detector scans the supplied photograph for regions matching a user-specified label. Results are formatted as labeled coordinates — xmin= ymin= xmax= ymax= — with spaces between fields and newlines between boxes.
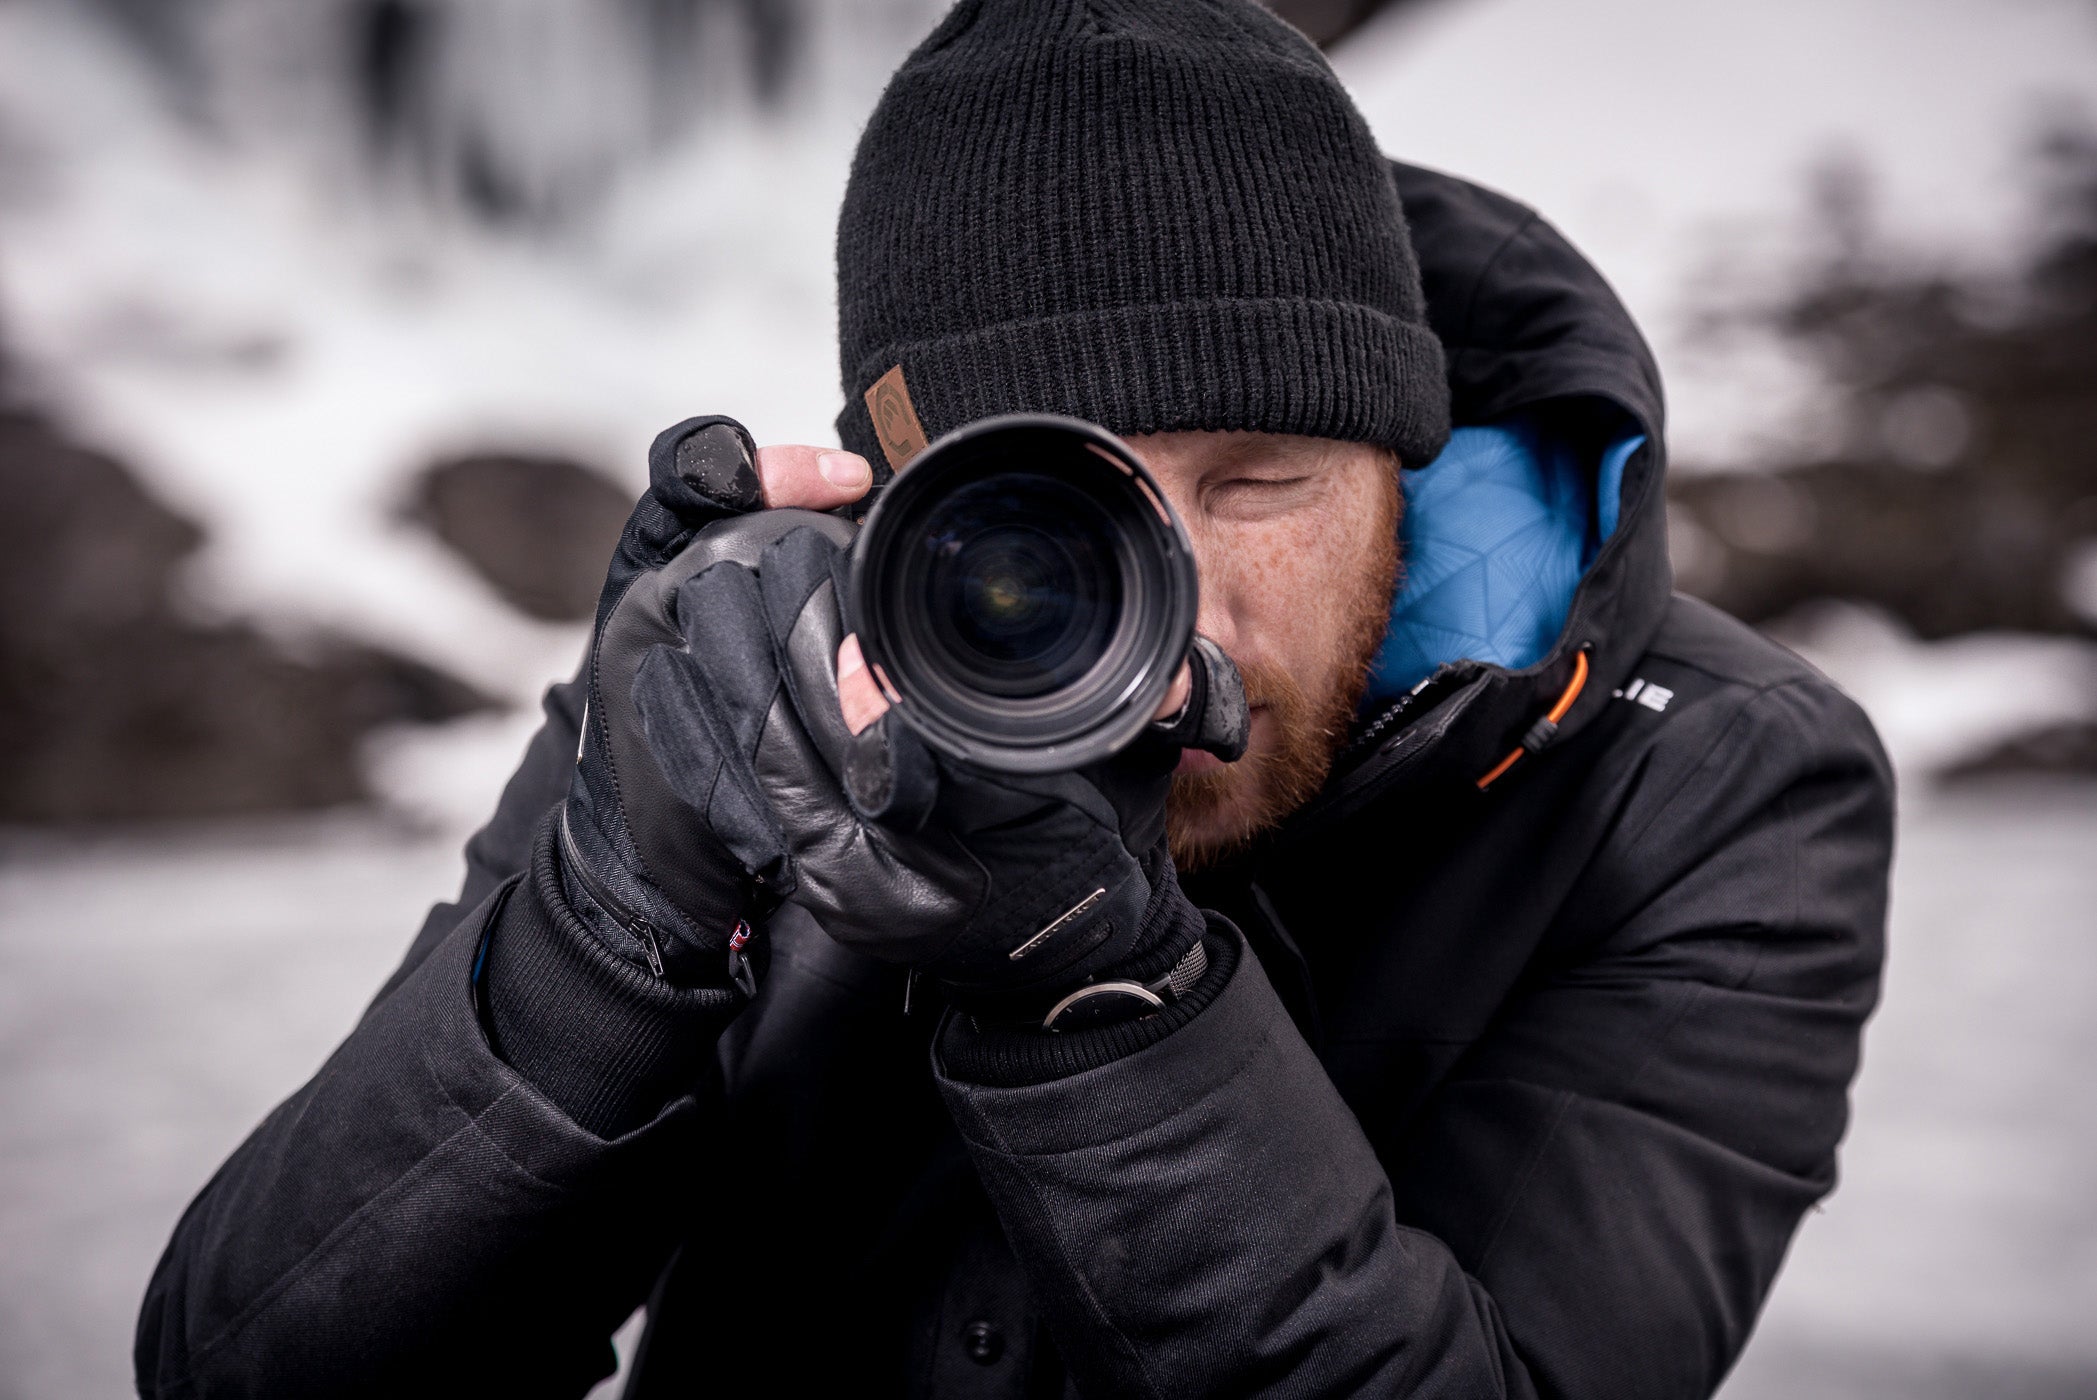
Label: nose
xmin=1187 ymin=531 xmax=1241 ymax=656
xmin=1135 ymin=442 xmax=1241 ymax=655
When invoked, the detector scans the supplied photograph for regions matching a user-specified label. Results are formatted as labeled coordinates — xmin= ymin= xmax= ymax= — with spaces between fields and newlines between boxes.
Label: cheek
xmin=1199 ymin=520 xmax=1303 ymax=660
xmin=1215 ymin=506 xmax=1386 ymax=675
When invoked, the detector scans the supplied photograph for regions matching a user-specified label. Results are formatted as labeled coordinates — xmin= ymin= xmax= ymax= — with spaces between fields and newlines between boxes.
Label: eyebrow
xmin=1208 ymin=435 xmax=1329 ymax=472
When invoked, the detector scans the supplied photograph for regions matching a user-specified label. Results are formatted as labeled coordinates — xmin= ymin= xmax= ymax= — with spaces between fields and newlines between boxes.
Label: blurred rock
xmin=1942 ymin=720 xmax=2097 ymax=784
xmin=0 ymin=410 xmax=202 ymax=649
xmin=1670 ymin=459 xmax=2096 ymax=641
xmin=402 ymin=451 xmax=630 ymax=622
xmin=0 ymin=409 xmax=494 ymax=825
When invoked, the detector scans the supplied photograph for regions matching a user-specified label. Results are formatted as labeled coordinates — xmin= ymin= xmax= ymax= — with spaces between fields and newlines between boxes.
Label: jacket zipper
xmin=1283 ymin=671 xmax=1491 ymax=840
xmin=1338 ymin=689 xmax=1430 ymax=769
xmin=559 ymin=808 xmax=666 ymax=979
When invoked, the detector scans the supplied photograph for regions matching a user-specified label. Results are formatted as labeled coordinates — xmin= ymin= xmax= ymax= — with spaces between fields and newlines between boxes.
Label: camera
xmin=848 ymin=415 xmax=1198 ymax=775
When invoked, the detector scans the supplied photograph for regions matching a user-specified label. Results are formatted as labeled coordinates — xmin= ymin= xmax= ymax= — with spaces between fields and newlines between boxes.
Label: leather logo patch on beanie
xmin=865 ymin=364 xmax=930 ymax=470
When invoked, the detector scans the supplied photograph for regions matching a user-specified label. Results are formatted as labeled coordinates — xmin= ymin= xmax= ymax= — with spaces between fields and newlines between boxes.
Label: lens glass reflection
xmin=912 ymin=472 xmax=1122 ymax=698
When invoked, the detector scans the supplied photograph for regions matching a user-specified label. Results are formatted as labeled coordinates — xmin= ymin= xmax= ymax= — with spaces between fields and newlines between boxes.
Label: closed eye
xmin=1206 ymin=475 xmax=1318 ymax=516
xmin=1214 ymin=475 xmax=1311 ymax=494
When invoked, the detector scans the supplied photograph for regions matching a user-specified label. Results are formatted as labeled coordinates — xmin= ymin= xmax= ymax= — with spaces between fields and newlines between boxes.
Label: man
xmin=137 ymin=2 xmax=1892 ymax=1396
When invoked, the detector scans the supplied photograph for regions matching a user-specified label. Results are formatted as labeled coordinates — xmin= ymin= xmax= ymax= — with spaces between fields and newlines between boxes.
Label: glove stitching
xmin=971 ymin=826 xmax=1128 ymax=965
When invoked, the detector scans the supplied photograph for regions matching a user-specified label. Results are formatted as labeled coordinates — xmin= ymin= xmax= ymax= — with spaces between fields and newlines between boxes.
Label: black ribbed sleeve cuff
xmin=937 ymin=911 xmax=1242 ymax=1089
xmin=478 ymin=816 xmax=745 ymax=1138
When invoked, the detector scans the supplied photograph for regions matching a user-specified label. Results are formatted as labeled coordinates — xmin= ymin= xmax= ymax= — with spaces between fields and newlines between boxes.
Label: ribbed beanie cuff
xmin=841 ymin=296 xmax=1450 ymax=470
xmin=480 ymin=815 xmax=745 ymax=1139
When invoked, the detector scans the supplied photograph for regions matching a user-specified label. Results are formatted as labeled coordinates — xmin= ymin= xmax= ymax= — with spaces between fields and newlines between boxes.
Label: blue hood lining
xmin=1364 ymin=413 xmax=1645 ymax=707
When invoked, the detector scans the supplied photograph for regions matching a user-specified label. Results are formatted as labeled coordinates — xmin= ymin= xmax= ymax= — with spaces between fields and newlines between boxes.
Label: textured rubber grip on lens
xmin=1154 ymin=635 xmax=1248 ymax=762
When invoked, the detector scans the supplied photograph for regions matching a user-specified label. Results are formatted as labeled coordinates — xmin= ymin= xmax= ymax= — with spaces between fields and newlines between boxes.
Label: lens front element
xmin=850 ymin=416 xmax=1197 ymax=774
xmin=919 ymin=474 xmax=1122 ymax=700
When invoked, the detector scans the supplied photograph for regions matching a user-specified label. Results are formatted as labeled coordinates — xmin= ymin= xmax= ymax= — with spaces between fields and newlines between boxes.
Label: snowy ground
xmin=2 ymin=777 xmax=2094 ymax=1398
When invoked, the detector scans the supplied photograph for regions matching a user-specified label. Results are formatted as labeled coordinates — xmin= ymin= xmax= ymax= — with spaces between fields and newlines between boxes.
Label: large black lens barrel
xmin=849 ymin=415 xmax=1197 ymax=774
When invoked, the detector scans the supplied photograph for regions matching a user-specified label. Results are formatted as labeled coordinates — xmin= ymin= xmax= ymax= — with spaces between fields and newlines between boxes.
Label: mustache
xmin=1234 ymin=674 xmax=1281 ymax=715
xmin=1230 ymin=658 xmax=1304 ymax=716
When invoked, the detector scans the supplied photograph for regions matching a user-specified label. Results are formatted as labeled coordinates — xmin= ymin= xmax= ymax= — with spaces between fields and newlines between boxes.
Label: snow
xmin=1774 ymin=605 xmax=2097 ymax=777
xmin=3 ymin=783 xmax=2093 ymax=1396
xmin=0 ymin=0 xmax=929 ymax=719
xmin=1720 ymin=780 xmax=2097 ymax=1398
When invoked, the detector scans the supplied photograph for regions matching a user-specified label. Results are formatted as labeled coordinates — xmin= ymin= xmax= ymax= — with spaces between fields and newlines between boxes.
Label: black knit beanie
xmin=834 ymin=0 xmax=1450 ymax=477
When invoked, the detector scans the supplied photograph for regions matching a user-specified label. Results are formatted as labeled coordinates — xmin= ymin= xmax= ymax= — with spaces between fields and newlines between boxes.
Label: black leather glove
xmin=557 ymin=415 xmax=783 ymax=986
xmin=629 ymin=514 xmax=1247 ymax=1022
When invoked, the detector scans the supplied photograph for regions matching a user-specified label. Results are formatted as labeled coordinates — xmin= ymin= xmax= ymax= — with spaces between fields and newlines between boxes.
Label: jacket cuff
xmin=479 ymin=816 xmax=745 ymax=1138
xmin=937 ymin=910 xmax=1241 ymax=1088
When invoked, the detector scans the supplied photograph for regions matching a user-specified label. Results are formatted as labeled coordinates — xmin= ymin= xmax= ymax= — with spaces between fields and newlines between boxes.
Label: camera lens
xmin=918 ymin=475 xmax=1120 ymax=698
xmin=850 ymin=416 xmax=1196 ymax=774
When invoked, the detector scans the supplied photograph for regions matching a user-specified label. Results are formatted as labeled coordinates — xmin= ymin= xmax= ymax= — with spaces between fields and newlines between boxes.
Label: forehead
xmin=1123 ymin=429 xmax=1340 ymax=476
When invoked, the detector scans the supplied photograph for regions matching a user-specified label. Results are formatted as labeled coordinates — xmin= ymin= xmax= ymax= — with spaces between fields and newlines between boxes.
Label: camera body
xmin=683 ymin=416 xmax=1198 ymax=776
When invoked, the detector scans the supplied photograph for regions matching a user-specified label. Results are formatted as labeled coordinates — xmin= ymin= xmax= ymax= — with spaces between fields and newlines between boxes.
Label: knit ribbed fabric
xmin=479 ymin=816 xmax=745 ymax=1139
xmin=835 ymin=0 xmax=1450 ymax=473
xmin=939 ymin=910 xmax=1239 ymax=1088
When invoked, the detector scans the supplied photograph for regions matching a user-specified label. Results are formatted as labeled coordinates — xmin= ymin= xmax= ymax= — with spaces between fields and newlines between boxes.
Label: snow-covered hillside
xmin=0 ymin=0 xmax=2092 ymax=825
xmin=0 ymin=0 xmax=940 ymax=825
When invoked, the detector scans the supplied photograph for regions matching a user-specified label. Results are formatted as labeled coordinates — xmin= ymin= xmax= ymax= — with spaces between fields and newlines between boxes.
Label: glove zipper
xmin=727 ymin=922 xmax=757 ymax=998
xmin=559 ymin=808 xmax=667 ymax=979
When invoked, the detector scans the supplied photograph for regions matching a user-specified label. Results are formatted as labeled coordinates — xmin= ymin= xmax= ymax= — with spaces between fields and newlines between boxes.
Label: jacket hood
xmin=1292 ymin=161 xmax=1674 ymax=829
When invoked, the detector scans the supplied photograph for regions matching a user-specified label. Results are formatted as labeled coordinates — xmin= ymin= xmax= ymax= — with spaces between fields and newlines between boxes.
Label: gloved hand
xmin=557 ymin=415 xmax=870 ymax=988
xmin=630 ymin=516 xmax=1248 ymax=1022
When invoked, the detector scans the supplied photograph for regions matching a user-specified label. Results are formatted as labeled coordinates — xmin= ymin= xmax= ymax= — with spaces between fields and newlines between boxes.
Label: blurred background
xmin=1 ymin=0 xmax=2093 ymax=1395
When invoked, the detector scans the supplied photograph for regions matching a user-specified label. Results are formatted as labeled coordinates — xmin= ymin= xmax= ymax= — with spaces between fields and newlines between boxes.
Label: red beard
xmin=1167 ymin=467 xmax=1401 ymax=872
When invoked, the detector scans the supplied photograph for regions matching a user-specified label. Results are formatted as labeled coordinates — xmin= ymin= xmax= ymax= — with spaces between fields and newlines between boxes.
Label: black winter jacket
xmin=137 ymin=164 xmax=1893 ymax=1399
